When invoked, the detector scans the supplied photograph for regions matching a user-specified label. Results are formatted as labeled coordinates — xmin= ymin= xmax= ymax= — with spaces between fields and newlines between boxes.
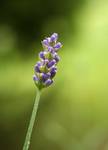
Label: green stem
xmin=23 ymin=88 xmax=41 ymax=150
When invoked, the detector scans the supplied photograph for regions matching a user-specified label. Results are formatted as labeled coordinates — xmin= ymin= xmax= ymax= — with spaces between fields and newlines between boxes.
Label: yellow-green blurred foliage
xmin=0 ymin=0 xmax=108 ymax=150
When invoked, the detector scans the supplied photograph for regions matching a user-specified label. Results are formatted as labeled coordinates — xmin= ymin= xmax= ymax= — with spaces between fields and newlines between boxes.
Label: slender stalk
xmin=23 ymin=89 xmax=41 ymax=150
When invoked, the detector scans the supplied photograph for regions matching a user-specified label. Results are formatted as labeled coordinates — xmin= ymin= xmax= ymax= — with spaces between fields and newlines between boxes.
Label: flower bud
xmin=44 ymin=79 xmax=53 ymax=87
xmin=47 ymin=59 xmax=56 ymax=68
xmin=50 ymin=33 xmax=58 ymax=42
xmin=50 ymin=67 xmax=57 ymax=78
xmin=41 ymin=73 xmax=51 ymax=81
xmin=54 ymin=42 xmax=62 ymax=51
xmin=33 ymin=75 xmax=39 ymax=81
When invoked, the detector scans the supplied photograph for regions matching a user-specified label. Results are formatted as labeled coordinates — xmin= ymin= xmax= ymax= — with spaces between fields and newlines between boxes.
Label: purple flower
xmin=41 ymin=73 xmax=51 ymax=81
xmin=51 ymin=52 xmax=60 ymax=62
xmin=39 ymin=51 xmax=45 ymax=59
xmin=50 ymin=67 xmax=57 ymax=78
xmin=55 ymin=55 xmax=60 ymax=62
xmin=35 ymin=65 xmax=40 ymax=73
xmin=48 ymin=46 xmax=54 ymax=52
xmin=42 ymin=39 xmax=49 ymax=46
xmin=47 ymin=59 xmax=56 ymax=68
xmin=44 ymin=79 xmax=53 ymax=86
xmin=33 ymin=33 xmax=62 ymax=89
xmin=33 ymin=75 xmax=39 ymax=81
xmin=50 ymin=33 xmax=58 ymax=42
xmin=54 ymin=42 xmax=62 ymax=51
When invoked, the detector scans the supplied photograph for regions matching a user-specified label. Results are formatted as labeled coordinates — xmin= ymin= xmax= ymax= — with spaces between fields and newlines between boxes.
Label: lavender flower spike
xmin=33 ymin=33 xmax=62 ymax=89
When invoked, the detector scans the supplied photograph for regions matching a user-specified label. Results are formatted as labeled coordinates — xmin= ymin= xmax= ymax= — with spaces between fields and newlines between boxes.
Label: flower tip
xmin=50 ymin=33 xmax=58 ymax=42
xmin=42 ymin=39 xmax=48 ymax=46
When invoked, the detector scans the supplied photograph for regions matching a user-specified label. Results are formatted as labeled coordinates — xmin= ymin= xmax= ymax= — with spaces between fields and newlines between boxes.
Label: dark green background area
xmin=0 ymin=0 xmax=108 ymax=150
xmin=0 ymin=0 xmax=85 ymax=50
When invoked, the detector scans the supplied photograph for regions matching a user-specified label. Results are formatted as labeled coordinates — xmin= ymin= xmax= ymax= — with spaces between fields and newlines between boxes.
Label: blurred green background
xmin=0 ymin=0 xmax=108 ymax=149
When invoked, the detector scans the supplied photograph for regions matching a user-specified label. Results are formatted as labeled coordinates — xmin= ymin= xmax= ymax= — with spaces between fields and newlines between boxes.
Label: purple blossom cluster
xmin=33 ymin=33 xmax=62 ymax=89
